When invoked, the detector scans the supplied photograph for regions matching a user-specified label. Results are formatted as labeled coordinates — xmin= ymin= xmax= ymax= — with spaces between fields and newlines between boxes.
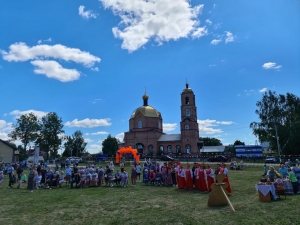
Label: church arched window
xmin=185 ymin=97 xmax=190 ymax=104
xmin=167 ymin=145 xmax=172 ymax=154
xmin=159 ymin=145 xmax=164 ymax=152
xmin=185 ymin=124 xmax=189 ymax=130
xmin=138 ymin=120 xmax=142 ymax=128
xmin=186 ymin=145 xmax=191 ymax=154
xmin=185 ymin=108 xmax=190 ymax=116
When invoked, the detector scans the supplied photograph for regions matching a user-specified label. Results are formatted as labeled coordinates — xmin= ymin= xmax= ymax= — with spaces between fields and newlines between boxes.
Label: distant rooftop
xmin=158 ymin=134 xmax=181 ymax=142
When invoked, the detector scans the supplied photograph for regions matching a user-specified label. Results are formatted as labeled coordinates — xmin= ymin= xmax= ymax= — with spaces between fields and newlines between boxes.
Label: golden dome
xmin=130 ymin=106 xmax=161 ymax=119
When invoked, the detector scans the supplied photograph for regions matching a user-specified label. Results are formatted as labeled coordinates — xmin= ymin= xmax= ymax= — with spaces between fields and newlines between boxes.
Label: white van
xmin=26 ymin=156 xmax=44 ymax=167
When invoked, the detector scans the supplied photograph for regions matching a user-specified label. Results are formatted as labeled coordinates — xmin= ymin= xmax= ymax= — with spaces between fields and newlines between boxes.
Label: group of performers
xmin=176 ymin=162 xmax=232 ymax=194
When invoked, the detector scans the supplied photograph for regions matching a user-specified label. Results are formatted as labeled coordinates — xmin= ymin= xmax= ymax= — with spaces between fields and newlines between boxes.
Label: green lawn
xmin=0 ymin=165 xmax=299 ymax=225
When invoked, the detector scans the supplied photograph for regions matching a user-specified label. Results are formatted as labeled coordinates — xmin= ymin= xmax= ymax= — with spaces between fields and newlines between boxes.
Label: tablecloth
xmin=255 ymin=184 xmax=277 ymax=200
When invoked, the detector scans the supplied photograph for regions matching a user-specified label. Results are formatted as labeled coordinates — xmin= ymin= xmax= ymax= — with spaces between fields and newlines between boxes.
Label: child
xmin=121 ymin=169 xmax=128 ymax=187
xmin=262 ymin=164 xmax=267 ymax=176
xmin=0 ymin=171 xmax=4 ymax=187
xmin=143 ymin=169 xmax=149 ymax=184
xmin=21 ymin=173 xmax=27 ymax=183
xmin=131 ymin=166 xmax=137 ymax=186
xmin=108 ymin=170 xmax=115 ymax=188
xmin=58 ymin=171 xmax=65 ymax=188
xmin=35 ymin=173 xmax=42 ymax=189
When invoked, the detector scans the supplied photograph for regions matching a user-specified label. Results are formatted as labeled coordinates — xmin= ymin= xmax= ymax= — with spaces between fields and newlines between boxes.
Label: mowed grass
xmin=0 ymin=165 xmax=299 ymax=225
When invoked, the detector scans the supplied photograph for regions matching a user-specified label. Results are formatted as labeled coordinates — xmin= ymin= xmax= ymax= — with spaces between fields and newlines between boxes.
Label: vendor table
xmin=255 ymin=183 xmax=277 ymax=201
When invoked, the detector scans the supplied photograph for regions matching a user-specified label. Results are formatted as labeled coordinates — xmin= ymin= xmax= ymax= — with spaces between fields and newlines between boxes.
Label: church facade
xmin=121 ymin=82 xmax=201 ymax=156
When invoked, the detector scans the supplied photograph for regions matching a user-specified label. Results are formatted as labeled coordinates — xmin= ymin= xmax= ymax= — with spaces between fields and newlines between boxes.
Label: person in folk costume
xmin=219 ymin=163 xmax=232 ymax=194
xmin=177 ymin=165 xmax=186 ymax=189
xmin=175 ymin=162 xmax=181 ymax=186
xmin=198 ymin=164 xmax=208 ymax=191
xmin=161 ymin=163 xmax=167 ymax=184
xmin=166 ymin=162 xmax=173 ymax=185
xmin=194 ymin=163 xmax=201 ymax=190
xmin=206 ymin=164 xmax=214 ymax=192
xmin=185 ymin=164 xmax=194 ymax=189
xmin=214 ymin=163 xmax=221 ymax=182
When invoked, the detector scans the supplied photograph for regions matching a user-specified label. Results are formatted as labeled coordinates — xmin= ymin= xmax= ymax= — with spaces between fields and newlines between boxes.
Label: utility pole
xmin=274 ymin=124 xmax=281 ymax=162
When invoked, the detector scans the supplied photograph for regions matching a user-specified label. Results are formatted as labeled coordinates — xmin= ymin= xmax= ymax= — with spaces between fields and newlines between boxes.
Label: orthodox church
xmin=120 ymin=82 xmax=201 ymax=156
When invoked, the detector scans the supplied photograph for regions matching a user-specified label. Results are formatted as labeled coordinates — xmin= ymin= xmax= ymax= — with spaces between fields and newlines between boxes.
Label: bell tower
xmin=180 ymin=81 xmax=199 ymax=154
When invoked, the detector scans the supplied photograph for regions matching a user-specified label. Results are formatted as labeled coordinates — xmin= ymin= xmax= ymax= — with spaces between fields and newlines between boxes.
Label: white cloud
xmin=78 ymin=5 xmax=98 ymax=19
xmin=1 ymin=42 xmax=100 ymax=66
xmin=9 ymin=109 xmax=48 ymax=118
xmin=197 ymin=119 xmax=234 ymax=134
xmin=100 ymin=0 xmax=207 ymax=52
xmin=86 ymin=131 xmax=109 ymax=135
xmin=84 ymin=138 xmax=94 ymax=143
xmin=86 ymin=144 xmax=102 ymax=154
xmin=65 ymin=118 xmax=111 ymax=128
xmin=31 ymin=60 xmax=80 ymax=82
xmin=262 ymin=62 xmax=282 ymax=70
xmin=38 ymin=38 xmax=52 ymax=44
xmin=1 ymin=42 xmax=100 ymax=82
xmin=244 ymin=90 xmax=255 ymax=96
xmin=205 ymin=19 xmax=212 ymax=25
xmin=92 ymin=98 xmax=102 ymax=104
xmin=163 ymin=123 xmax=177 ymax=132
xmin=116 ymin=132 xmax=124 ymax=142
xmin=0 ymin=132 xmax=9 ymax=140
xmin=209 ymin=64 xmax=216 ymax=67
xmin=211 ymin=39 xmax=222 ymax=45
xmin=91 ymin=67 xmax=99 ymax=71
xmin=225 ymin=31 xmax=235 ymax=43
xmin=259 ymin=87 xmax=268 ymax=93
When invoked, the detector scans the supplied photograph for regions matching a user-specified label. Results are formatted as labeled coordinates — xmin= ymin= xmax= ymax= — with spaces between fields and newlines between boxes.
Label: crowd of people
xmin=263 ymin=159 xmax=300 ymax=195
xmin=0 ymin=160 xmax=232 ymax=195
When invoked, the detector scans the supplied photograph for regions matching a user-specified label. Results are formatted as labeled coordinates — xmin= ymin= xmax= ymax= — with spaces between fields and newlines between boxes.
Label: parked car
xmin=207 ymin=155 xmax=228 ymax=162
xmin=160 ymin=155 xmax=175 ymax=161
xmin=265 ymin=156 xmax=276 ymax=163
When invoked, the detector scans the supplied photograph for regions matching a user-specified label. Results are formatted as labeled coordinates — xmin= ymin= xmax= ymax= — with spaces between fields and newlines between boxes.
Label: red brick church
xmin=120 ymin=82 xmax=201 ymax=156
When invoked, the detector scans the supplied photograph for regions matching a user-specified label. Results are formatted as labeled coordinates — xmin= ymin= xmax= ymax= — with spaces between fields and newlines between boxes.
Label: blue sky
xmin=0 ymin=0 xmax=299 ymax=154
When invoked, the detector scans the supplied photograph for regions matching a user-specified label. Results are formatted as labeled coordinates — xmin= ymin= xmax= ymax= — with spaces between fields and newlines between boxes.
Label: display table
xmin=255 ymin=183 xmax=277 ymax=201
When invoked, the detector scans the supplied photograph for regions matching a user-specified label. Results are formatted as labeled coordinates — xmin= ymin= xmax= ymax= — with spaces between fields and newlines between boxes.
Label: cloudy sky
xmin=1 ymin=0 xmax=299 ymax=154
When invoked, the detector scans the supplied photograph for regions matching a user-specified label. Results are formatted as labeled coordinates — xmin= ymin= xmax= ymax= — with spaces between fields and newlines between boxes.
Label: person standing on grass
xmin=131 ymin=165 xmax=137 ymax=186
xmin=27 ymin=166 xmax=37 ymax=192
xmin=185 ymin=164 xmax=193 ymax=189
xmin=288 ymin=168 xmax=298 ymax=194
xmin=0 ymin=171 xmax=4 ymax=187
xmin=97 ymin=166 xmax=104 ymax=186
xmin=65 ymin=165 xmax=72 ymax=185
xmin=136 ymin=163 xmax=141 ymax=182
xmin=262 ymin=164 xmax=267 ymax=176
xmin=279 ymin=164 xmax=288 ymax=179
xmin=177 ymin=165 xmax=186 ymax=189
xmin=7 ymin=164 xmax=14 ymax=181
xmin=171 ymin=165 xmax=177 ymax=186
xmin=206 ymin=164 xmax=214 ymax=192
xmin=16 ymin=164 xmax=23 ymax=188
xmin=219 ymin=163 xmax=232 ymax=194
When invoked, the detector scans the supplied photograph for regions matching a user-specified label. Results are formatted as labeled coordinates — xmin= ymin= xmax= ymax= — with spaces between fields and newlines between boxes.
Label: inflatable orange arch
xmin=116 ymin=146 xmax=140 ymax=164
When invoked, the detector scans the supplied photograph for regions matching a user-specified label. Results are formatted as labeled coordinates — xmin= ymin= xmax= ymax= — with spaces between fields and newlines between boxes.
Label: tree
xmin=62 ymin=131 xmax=87 ymax=157
xmin=199 ymin=137 xmax=223 ymax=146
xmin=9 ymin=113 xmax=40 ymax=151
xmin=250 ymin=91 xmax=300 ymax=155
xmin=102 ymin=135 xmax=119 ymax=156
xmin=36 ymin=112 xmax=64 ymax=159
xmin=234 ymin=140 xmax=244 ymax=146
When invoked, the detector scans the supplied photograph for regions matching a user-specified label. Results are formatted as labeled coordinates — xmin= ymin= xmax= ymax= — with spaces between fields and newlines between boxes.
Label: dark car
xmin=160 ymin=155 xmax=175 ymax=161
xmin=265 ymin=156 xmax=276 ymax=163
xmin=207 ymin=155 xmax=228 ymax=162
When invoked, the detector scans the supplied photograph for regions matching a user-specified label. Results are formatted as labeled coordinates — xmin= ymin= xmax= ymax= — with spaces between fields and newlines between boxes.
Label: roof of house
xmin=0 ymin=139 xmax=16 ymax=150
xmin=158 ymin=134 xmax=181 ymax=142
xmin=200 ymin=146 xmax=225 ymax=153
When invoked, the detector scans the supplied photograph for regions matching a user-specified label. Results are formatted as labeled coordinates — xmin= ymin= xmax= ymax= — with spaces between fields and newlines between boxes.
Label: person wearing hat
xmin=267 ymin=166 xmax=277 ymax=182
xmin=206 ymin=164 xmax=214 ymax=192
xmin=219 ymin=163 xmax=232 ymax=194
xmin=185 ymin=164 xmax=193 ymax=189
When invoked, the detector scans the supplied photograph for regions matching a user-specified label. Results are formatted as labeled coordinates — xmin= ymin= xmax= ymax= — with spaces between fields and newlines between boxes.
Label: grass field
xmin=0 ymin=164 xmax=299 ymax=225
